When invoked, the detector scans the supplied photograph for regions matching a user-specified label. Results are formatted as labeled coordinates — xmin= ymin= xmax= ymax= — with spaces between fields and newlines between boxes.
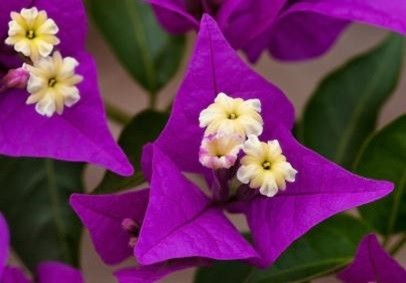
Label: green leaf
xmin=249 ymin=214 xmax=370 ymax=283
xmin=300 ymin=35 xmax=404 ymax=169
xmin=0 ymin=158 xmax=84 ymax=271
xmin=194 ymin=261 xmax=252 ymax=283
xmin=86 ymin=0 xmax=185 ymax=94
xmin=356 ymin=115 xmax=406 ymax=236
xmin=94 ymin=110 xmax=169 ymax=194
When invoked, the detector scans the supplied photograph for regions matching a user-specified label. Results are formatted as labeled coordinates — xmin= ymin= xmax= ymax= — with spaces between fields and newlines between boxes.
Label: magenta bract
xmin=0 ymin=0 xmax=132 ymax=176
xmin=149 ymin=0 xmax=406 ymax=61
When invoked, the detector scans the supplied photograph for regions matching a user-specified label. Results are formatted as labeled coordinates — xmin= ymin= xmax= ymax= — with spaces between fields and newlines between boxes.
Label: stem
xmin=105 ymin=101 xmax=132 ymax=125
xmin=46 ymin=159 xmax=72 ymax=264
xmin=390 ymin=234 xmax=406 ymax=256
xmin=149 ymin=92 xmax=158 ymax=109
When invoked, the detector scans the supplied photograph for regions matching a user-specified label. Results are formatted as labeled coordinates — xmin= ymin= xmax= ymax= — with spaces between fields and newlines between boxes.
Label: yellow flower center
xmin=199 ymin=92 xmax=263 ymax=138
xmin=237 ymin=135 xmax=297 ymax=197
xmin=262 ymin=161 xmax=272 ymax=170
xmin=48 ymin=78 xmax=57 ymax=87
xmin=26 ymin=29 xmax=35 ymax=39
xmin=25 ymin=51 xmax=83 ymax=117
xmin=5 ymin=7 xmax=60 ymax=60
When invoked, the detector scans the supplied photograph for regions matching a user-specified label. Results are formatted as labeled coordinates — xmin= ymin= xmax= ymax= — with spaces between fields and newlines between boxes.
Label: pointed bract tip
xmin=200 ymin=13 xmax=217 ymax=29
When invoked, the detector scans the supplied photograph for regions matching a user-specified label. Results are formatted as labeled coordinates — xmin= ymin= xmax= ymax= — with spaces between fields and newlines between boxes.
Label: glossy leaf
xmin=94 ymin=110 xmax=169 ymax=194
xmin=249 ymin=214 xmax=370 ymax=283
xmin=300 ymin=35 xmax=404 ymax=169
xmin=85 ymin=0 xmax=185 ymax=94
xmin=194 ymin=260 xmax=252 ymax=283
xmin=0 ymin=158 xmax=84 ymax=271
xmin=356 ymin=115 xmax=406 ymax=235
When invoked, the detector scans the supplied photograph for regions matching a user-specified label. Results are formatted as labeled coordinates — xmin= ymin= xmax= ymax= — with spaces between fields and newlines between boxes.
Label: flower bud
xmin=2 ymin=66 xmax=29 ymax=89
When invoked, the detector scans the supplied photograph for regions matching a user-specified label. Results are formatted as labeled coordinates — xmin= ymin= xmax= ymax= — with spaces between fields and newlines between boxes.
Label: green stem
xmin=46 ymin=159 xmax=72 ymax=264
xmin=149 ymin=92 xmax=158 ymax=109
xmin=390 ymin=234 xmax=406 ymax=256
xmin=105 ymin=101 xmax=132 ymax=125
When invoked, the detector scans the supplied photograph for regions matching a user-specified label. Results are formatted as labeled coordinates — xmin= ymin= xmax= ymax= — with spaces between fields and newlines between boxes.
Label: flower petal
xmin=135 ymin=145 xmax=258 ymax=264
xmin=338 ymin=234 xmax=406 ymax=283
xmin=70 ymin=189 xmax=149 ymax=265
xmin=239 ymin=125 xmax=393 ymax=267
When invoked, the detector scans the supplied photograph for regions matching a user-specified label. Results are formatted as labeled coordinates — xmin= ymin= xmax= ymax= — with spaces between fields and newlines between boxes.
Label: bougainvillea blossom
xmin=135 ymin=15 xmax=394 ymax=268
xmin=0 ymin=0 xmax=132 ymax=176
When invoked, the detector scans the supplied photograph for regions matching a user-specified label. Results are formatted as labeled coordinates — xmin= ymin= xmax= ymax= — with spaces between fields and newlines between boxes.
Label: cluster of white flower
xmin=5 ymin=7 xmax=82 ymax=117
xmin=199 ymin=92 xmax=297 ymax=197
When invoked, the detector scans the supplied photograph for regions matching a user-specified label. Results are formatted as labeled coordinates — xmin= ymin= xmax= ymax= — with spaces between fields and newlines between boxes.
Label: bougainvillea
xmin=134 ymin=15 xmax=392 ymax=268
xmin=0 ymin=1 xmax=404 ymax=282
xmin=0 ymin=0 xmax=132 ymax=176
xmin=149 ymin=0 xmax=406 ymax=61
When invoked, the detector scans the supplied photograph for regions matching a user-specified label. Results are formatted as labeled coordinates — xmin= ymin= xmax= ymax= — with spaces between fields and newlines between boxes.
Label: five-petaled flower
xmin=133 ymin=15 xmax=393 ymax=268
xmin=0 ymin=213 xmax=84 ymax=283
xmin=0 ymin=0 xmax=132 ymax=176
xmin=338 ymin=234 xmax=406 ymax=283
xmin=148 ymin=0 xmax=406 ymax=61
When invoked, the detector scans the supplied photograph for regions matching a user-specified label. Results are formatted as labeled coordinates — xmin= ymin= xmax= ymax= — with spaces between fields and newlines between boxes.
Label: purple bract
xmin=134 ymin=15 xmax=394 ymax=268
xmin=148 ymin=0 xmax=406 ymax=61
xmin=338 ymin=234 xmax=406 ymax=283
xmin=0 ymin=0 xmax=132 ymax=176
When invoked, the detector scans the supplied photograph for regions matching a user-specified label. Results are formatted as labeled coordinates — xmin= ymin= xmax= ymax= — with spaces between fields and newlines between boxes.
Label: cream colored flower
xmin=199 ymin=133 xmax=244 ymax=170
xmin=237 ymin=135 xmax=297 ymax=197
xmin=5 ymin=7 xmax=60 ymax=60
xmin=199 ymin=92 xmax=263 ymax=138
xmin=26 ymin=51 xmax=83 ymax=117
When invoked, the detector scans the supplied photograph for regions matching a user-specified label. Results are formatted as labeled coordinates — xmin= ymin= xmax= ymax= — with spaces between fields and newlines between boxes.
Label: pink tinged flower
xmin=148 ymin=0 xmax=406 ymax=62
xmin=1 ymin=66 xmax=29 ymax=89
xmin=70 ymin=191 xmax=210 ymax=283
xmin=0 ymin=0 xmax=132 ymax=176
xmin=338 ymin=234 xmax=406 ymax=283
xmin=139 ymin=15 xmax=394 ymax=268
xmin=199 ymin=133 xmax=243 ymax=170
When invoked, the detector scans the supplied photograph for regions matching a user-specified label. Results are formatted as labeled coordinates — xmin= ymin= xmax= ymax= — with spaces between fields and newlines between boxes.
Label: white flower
xmin=199 ymin=133 xmax=244 ymax=170
xmin=199 ymin=92 xmax=263 ymax=138
xmin=26 ymin=51 xmax=83 ymax=117
xmin=237 ymin=135 xmax=297 ymax=197
xmin=5 ymin=7 xmax=60 ymax=60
